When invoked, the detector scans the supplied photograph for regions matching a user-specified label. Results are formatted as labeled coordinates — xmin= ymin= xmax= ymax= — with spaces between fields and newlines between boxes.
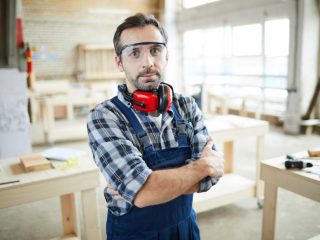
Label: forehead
xmin=120 ymin=25 xmax=164 ymax=46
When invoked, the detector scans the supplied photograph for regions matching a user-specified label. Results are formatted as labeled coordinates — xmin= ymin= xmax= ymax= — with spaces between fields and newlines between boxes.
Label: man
xmin=87 ymin=13 xmax=224 ymax=240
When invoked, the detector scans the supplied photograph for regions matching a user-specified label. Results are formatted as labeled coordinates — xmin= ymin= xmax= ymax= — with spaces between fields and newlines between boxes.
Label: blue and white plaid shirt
xmin=87 ymin=84 xmax=218 ymax=216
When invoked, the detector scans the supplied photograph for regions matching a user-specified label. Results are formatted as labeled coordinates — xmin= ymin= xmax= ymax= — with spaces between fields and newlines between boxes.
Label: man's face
xmin=115 ymin=25 xmax=168 ymax=92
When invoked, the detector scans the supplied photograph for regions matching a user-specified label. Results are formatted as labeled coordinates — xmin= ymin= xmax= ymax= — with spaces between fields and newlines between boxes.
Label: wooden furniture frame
xmin=77 ymin=44 xmax=124 ymax=81
xmin=193 ymin=115 xmax=269 ymax=213
xmin=260 ymin=153 xmax=320 ymax=240
xmin=201 ymin=82 xmax=263 ymax=119
xmin=0 ymin=156 xmax=101 ymax=240
xmin=28 ymin=80 xmax=72 ymax=124
xmin=41 ymin=92 xmax=105 ymax=144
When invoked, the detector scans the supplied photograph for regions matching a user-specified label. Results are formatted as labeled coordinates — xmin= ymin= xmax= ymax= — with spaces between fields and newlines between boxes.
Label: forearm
xmin=184 ymin=183 xmax=200 ymax=195
xmin=134 ymin=159 xmax=209 ymax=208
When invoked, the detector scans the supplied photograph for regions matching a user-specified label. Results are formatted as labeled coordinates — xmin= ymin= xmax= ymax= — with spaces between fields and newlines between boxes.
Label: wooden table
xmin=0 ymin=156 xmax=101 ymax=240
xmin=193 ymin=114 xmax=269 ymax=213
xmin=41 ymin=93 xmax=105 ymax=144
xmin=260 ymin=153 xmax=320 ymax=240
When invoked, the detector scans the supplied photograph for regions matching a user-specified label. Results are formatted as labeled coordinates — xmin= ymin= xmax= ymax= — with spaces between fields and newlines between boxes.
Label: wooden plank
xmin=81 ymin=188 xmax=101 ymax=240
xmin=255 ymin=135 xmax=265 ymax=197
xmin=20 ymin=155 xmax=52 ymax=172
xmin=193 ymin=174 xmax=255 ymax=213
xmin=0 ymin=157 xmax=100 ymax=208
xmin=224 ymin=141 xmax=233 ymax=173
xmin=261 ymin=161 xmax=320 ymax=202
xmin=0 ymin=156 xmax=101 ymax=240
xmin=260 ymin=153 xmax=320 ymax=240
xmin=261 ymin=183 xmax=278 ymax=240
xmin=206 ymin=115 xmax=269 ymax=142
xmin=60 ymin=193 xmax=79 ymax=237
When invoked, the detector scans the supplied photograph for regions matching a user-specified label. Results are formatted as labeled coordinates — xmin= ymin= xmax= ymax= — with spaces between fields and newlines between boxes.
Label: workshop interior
xmin=0 ymin=0 xmax=319 ymax=240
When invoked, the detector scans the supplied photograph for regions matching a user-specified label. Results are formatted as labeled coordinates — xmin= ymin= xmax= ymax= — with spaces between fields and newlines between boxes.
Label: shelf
xmin=193 ymin=173 xmax=255 ymax=213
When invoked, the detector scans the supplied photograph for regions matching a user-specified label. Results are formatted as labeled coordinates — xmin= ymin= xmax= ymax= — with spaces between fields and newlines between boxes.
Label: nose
xmin=141 ymin=51 xmax=154 ymax=68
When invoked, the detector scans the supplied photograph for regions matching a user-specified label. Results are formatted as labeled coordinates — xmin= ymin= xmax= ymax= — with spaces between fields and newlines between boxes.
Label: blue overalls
xmin=107 ymin=96 xmax=200 ymax=240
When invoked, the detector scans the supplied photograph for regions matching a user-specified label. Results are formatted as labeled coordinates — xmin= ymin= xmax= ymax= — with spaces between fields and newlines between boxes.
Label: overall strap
xmin=111 ymin=97 xmax=154 ymax=152
xmin=171 ymin=103 xmax=188 ymax=146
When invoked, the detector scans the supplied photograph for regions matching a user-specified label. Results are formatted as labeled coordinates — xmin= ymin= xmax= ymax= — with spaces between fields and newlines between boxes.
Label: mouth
xmin=141 ymin=73 xmax=156 ymax=78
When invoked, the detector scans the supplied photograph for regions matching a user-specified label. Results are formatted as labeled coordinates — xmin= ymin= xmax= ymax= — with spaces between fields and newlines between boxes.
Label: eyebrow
xmin=120 ymin=42 xmax=166 ymax=55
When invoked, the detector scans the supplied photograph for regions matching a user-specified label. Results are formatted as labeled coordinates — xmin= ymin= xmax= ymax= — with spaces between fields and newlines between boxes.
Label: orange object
xmin=20 ymin=155 xmax=52 ymax=172
xmin=25 ymin=43 xmax=32 ymax=76
xmin=308 ymin=148 xmax=320 ymax=157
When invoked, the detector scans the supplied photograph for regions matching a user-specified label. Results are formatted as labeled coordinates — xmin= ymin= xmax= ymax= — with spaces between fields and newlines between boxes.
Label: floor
xmin=0 ymin=125 xmax=319 ymax=240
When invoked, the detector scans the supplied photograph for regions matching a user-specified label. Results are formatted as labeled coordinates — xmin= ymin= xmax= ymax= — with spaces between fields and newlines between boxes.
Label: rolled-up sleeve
xmin=188 ymin=97 xmax=220 ymax=193
xmin=87 ymin=108 xmax=152 ymax=205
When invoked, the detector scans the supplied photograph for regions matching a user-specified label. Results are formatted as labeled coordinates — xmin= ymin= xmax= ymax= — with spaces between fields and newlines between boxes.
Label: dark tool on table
xmin=285 ymin=154 xmax=316 ymax=169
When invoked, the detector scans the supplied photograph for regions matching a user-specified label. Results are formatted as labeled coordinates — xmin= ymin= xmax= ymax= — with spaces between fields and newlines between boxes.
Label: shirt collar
xmin=117 ymin=84 xmax=132 ymax=108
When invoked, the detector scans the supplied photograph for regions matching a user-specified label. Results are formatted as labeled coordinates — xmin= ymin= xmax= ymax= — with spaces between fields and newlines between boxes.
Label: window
xmin=182 ymin=18 xmax=290 ymax=116
xmin=182 ymin=0 xmax=221 ymax=9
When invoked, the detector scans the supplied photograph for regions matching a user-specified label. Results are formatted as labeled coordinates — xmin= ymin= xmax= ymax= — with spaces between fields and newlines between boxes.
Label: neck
xmin=149 ymin=111 xmax=160 ymax=117
xmin=126 ymin=83 xmax=136 ymax=93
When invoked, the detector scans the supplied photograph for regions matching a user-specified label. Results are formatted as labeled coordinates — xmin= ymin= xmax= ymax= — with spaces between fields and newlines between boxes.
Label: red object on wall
xmin=25 ymin=44 xmax=32 ymax=76
xmin=16 ymin=18 xmax=24 ymax=48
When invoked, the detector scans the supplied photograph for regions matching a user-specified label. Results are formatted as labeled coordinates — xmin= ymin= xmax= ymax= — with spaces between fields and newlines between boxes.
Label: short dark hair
xmin=113 ymin=13 xmax=168 ymax=56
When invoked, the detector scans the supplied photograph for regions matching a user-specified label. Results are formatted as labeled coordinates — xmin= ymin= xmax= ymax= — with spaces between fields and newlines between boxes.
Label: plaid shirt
xmin=87 ymin=84 xmax=218 ymax=216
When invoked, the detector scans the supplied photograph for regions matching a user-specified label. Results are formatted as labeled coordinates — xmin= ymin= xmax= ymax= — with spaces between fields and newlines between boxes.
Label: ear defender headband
xmin=124 ymin=83 xmax=174 ymax=113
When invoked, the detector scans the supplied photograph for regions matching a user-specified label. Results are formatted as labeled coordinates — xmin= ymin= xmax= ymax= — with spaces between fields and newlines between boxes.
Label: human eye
xmin=150 ymin=45 xmax=162 ymax=56
xmin=128 ymin=48 xmax=140 ymax=59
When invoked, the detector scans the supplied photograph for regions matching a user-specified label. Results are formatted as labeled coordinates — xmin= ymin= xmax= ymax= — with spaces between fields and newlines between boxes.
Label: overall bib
xmin=107 ymin=97 xmax=200 ymax=240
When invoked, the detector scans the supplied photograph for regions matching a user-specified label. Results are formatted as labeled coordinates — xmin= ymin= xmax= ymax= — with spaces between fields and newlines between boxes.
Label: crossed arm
xmin=109 ymin=140 xmax=224 ymax=208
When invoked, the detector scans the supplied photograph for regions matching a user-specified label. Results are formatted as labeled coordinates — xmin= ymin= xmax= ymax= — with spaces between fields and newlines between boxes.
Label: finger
xmin=206 ymin=139 xmax=215 ymax=145
xmin=216 ymin=167 xmax=224 ymax=177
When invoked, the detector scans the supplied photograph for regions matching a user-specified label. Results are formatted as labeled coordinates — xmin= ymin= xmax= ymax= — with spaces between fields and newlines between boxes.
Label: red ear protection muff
xmin=124 ymin=83 xmax=173 ymax=113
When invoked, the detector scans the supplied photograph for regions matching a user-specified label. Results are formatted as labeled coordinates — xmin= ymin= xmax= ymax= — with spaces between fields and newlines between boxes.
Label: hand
xmin=107 ymin=184 xmax=123 ymax=200
xmin=201 ymin=140 xmax=224 ymax=178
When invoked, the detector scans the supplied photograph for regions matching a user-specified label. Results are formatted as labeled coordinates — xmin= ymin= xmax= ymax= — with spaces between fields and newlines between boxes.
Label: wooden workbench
xmin=260 ymin=152 xmax=320 ymax=240
xmin=0 ymin=156 xmax=101 ymax=240
xmin=193 ymin=114 xmax=269 ymax=213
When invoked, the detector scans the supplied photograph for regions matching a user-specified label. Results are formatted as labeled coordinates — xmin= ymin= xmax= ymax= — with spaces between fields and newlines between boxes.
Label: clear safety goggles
xmin=120 ymin=42 xmax=167 ymax=62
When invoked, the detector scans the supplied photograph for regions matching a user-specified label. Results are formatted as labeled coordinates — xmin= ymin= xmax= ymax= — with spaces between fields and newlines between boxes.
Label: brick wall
xmin=22 ymin=0 xmax=161 ymax=79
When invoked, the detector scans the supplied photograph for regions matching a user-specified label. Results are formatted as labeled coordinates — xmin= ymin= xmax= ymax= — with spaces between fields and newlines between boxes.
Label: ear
xmin=115 ymin=55 xmax=124 ymax=72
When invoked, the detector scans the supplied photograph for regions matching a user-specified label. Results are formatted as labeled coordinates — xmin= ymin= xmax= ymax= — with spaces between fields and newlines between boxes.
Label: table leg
xmin=220 ymin=99 xmax=228 ymax=115
xmin=60 ymin=193 xmax=79 ymax=237
xmin=81 ymin=188 xmax=101 ymax=240
xmin=262 ymin=182 xmax=278 ymax=240
xmin=240 ymin=98 xmax=246 ymax=117
xmin=224 ymin=141 xmax=234 ymax=173
xmin=255 ymin=135 xmax=265 ymax=197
